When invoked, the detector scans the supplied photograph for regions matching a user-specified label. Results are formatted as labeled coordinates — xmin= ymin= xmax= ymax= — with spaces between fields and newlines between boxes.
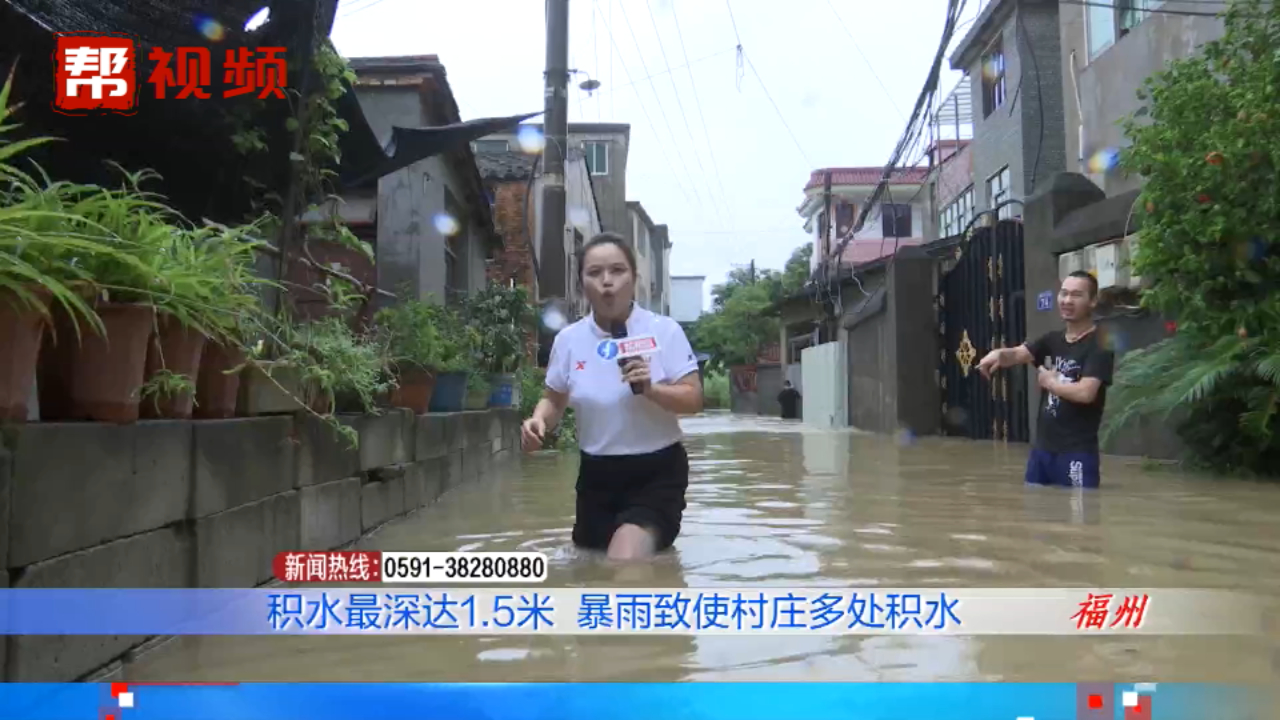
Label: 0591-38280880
xmin=380 ymin=552 xmax=549 ymax=583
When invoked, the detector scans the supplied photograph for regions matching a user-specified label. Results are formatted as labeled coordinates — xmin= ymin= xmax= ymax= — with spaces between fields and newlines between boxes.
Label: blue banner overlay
xmin=0 ymin=682 xmax=1270 ymax=720
xmin=0 ymin=588 xmax=1264 ymax=635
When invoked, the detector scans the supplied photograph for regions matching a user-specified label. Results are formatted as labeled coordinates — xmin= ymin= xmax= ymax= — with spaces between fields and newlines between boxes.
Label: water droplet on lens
xmin=433 ymin=213 xmax=460 ymax=236
xmin=1086 ymin=147 xmax=1120 ymax=174
xmin=516 ymin=126 xmax=545 ymax=154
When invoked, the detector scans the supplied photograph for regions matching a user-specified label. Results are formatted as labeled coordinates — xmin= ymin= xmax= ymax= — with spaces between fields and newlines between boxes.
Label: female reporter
xmin=521 ymin=232 xmax=703 ymax=561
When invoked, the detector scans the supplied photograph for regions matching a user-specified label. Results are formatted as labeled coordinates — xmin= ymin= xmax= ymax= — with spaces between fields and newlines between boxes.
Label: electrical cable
xmin=1058 ymin=0 xmax=1238 ymax=17
xmin=596 ymin=0 xmax=698 ymax=205
xmin=615 ymin=0 xmax=707 ymax=209
xmin=670 ymin=4 xmax=737 ymax=233
xmin=825 ymin=0 xmax=907 ymax=121
xmin=645 ymin=0 xmax=728 ymax=227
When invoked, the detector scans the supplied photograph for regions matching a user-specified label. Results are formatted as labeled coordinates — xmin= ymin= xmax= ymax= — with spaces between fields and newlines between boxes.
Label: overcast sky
xmin=331 ymin=0 xmax=978 ymax=308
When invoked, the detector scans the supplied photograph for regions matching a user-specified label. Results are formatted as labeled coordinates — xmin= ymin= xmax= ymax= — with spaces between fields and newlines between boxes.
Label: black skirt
xmin=572 ymin=442 xmax=690 ymax=552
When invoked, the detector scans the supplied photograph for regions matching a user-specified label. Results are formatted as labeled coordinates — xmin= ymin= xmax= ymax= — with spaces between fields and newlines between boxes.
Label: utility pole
xmin=539 ymin=0 xmax=570 ymax=302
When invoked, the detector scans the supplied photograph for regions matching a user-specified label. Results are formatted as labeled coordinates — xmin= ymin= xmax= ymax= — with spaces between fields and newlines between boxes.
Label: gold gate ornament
xmin=955 ymin=329 xmax=978 ymax=378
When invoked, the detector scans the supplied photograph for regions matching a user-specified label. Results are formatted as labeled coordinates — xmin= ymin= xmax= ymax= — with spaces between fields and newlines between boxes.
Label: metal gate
xmin=936 ymin=219 xmax=1030 ymax=442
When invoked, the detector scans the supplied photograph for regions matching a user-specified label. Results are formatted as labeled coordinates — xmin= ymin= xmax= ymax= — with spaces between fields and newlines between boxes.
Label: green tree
xmin=689 ymin=243 xmax=810 ymax=374
xmin=1105 ymin=0 xmax=1280 ymax=474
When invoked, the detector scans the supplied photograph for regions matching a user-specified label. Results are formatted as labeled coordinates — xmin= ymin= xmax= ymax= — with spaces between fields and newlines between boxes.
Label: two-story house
xmin=338 ymin=55 xmax=503 ymax=307
xmin=797 ymin=167 xmax=931 ymax=271
xmin=626 ymin=201 xmax=672 ymax=314
xmin=476 ymin=123 xmax=629 ymax=308
xmin=948 ymin=0 xmax=1069 ymax=222
xmin=1060 ymin=0 xmax=1223 ymax=196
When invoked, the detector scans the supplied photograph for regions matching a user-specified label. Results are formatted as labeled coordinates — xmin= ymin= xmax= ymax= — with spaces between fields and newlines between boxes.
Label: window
xmin=1087 ymin=0 xmax=1116 ymax=58
xmin=584 ymin=142 xmax=609 ymax=175
xmin=981 ymin=44 xmax=1006 ymax=117
xmin=472 ymin=139 xmax=509 ymax=153
xmin=880 ymin=203 xmax=913 ymax=238
xmin=987 ymin=167 xmax=1013 ymax=220
xmin=939 ymin=186 xmax=975 ymax=238
xmin=835 ymin=202 xmax=855 ymax=236
xmin=1119 ymin=0 xmax=1160 ymax=35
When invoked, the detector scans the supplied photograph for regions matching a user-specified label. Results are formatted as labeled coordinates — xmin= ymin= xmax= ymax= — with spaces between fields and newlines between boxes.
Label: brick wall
xmin=936 ymin=142 xmax=975 ymax=207
xmin=487 ymin=180 xmax=536 ymax=292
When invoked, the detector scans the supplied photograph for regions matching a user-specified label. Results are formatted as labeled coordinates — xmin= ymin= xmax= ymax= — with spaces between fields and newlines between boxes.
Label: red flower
xmin=1197 ymin=193 xmax=1212 ymax=204
xmin=1165 ymin=321 xmax=1177 ymax=335
xmin=1206 ymin=151 xmax=1224 ymax=166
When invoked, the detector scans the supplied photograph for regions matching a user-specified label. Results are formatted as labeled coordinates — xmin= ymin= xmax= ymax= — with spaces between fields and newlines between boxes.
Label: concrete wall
xmin=956 ymin=0 xmax=1068 ymax=213
xmin=0 ymin=409 xmax=522 ymax=682
xmin=841 ymin=249 xmax=941 ymax=435
xmin=801 ymin=342 xmax=847 ymax=429
xmin=670 ymin=277 xmax=704 ymax=323
xmin=1059 ymin=2 xmax=1223 ymax=195
xmin=358 ymin=86 xmax=486 ymax=304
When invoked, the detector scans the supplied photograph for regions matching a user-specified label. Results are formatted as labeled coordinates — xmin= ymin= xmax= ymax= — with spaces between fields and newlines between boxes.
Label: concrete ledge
xmin=351 ymin=411 xmax=412 ymax=470
xmin=442 ymin=449 xmax=464 ymax=491
xmin=193 ymin=417 xmax=296 ymax=517
xmin=441 ymin=412 xmax=466 ymax=451
xmin=360 ymin=477 xmax=406 ymax=531
xmin=295 ymin=413 xmax=359 ymax=487
xmin=414 ymin=414 xmax=449 ymax=460
xmin=8 ymin=527 xmax=191 ymax=682
xmin=401 ymin=463 xmax=425 ymax=510
xmin=195 ymin=492 xmax=300 ymax=588
xmin=299 ymin=477 xmax=362 ymax=550
xmin=421 ymin=458 xmax=444 ymax=506
xmin=6 ymin=421 xmax=191 ymax=568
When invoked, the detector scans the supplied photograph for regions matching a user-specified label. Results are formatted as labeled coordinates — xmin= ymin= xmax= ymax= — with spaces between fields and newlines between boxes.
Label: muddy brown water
xmin=131 ymin=413 xmax=1280 ymax=684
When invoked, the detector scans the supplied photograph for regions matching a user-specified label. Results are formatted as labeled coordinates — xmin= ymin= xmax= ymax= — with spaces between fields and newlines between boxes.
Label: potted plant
xmin=136 ymin=222 xmax=263 ymax=418
xmin=374 ymin=298 xmax=452 ymax=414
xmin=464 ymin=283 xmax=534 ymax=409
xmin=427 ymin=306 xmax=472 ymax=413
xmin=27 ymin=169 xmax=181 ymax=423
xmin=0 ymin=67 xmax=110 ymax=421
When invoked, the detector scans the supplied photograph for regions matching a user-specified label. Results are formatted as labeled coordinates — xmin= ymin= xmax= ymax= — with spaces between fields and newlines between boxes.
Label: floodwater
xmin=131 ymin=413 xmax=1280 ymax=684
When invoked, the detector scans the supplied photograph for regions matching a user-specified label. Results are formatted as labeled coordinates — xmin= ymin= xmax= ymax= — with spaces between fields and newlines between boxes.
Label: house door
xmin=936 ymin=220 xmax=1030 ymax=442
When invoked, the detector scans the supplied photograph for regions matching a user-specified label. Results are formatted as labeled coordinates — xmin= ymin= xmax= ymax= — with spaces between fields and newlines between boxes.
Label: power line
xmin=595 ymin=0 xmax=699 ymax=207
xmin=741 ymin=51 xmax=813 ymax=168
xmin=646 ymin=0 xmax=728 ymax=227
xmin=590 ymin=47 xmax=738 ymax=98
xmin=724 ymin=0 xmax=743 ymax=43
xmin=615 ymin=0 xmax=706 ymax=208
xmin=671 ymin=4 xmax=736 ymax=233
xmin=338 ymin=0 xmax=393 ymax=19
xmin=824 ymin=0 xmax=906 ymax=121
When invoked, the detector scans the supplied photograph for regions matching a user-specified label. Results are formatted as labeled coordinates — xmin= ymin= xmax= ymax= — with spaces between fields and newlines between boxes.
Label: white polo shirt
xmin=545 ymin=305 xmax=700 ymax=456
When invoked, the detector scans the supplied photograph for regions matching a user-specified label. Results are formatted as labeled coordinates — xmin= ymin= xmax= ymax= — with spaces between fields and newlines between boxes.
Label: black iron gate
xmin=936 ymin=219 xmax=1030 ymax=442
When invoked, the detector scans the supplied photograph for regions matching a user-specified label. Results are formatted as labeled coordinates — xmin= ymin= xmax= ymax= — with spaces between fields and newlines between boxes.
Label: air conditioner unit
xmin=1058 ymin=250 xmax=1082 ymax=281
xmin=1093 ymin=242 xmax=1118 ymax=289
xmin=1122 ymin=233 xmax=1142 ymax=288
xmin=1081 ymin=244 xmax=1098 ymax=279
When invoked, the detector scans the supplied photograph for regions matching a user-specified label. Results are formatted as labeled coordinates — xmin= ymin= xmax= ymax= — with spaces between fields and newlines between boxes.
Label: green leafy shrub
xmin=1107 ymin=0 xmax=1280 ymax=474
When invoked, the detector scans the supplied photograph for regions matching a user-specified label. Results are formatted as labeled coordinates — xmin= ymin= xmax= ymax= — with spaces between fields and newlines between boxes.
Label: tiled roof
xmin=805 ymin=167 xmax=929 ymax=191
xmin=476 ymin=151 xmax=536 ymax=181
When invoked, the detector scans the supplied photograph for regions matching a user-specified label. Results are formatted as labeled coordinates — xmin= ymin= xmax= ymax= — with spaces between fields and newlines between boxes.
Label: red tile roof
xmin=805 ymin=167 xmax=929 ymax=191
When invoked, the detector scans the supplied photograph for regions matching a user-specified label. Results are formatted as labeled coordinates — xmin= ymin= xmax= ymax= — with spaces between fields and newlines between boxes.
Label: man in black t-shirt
xmin=777 ymin=381 xmax=801 ymax=420
xmin=976 ymin=271 xmax=1115 ymax=488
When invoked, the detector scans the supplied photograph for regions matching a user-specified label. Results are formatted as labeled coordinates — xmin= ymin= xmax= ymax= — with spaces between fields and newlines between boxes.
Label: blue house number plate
xmin=1037 ymin=291 xmax=1054 ymax=311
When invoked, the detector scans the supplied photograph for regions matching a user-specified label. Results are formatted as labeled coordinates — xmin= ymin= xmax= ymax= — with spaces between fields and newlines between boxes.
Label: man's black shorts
xmin=572 ymin=442 xmax=690 ymax=552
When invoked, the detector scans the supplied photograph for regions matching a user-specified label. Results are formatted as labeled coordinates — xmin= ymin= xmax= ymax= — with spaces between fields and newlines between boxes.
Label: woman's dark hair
xmin=576 ymin=231 xmax=637 ymax=280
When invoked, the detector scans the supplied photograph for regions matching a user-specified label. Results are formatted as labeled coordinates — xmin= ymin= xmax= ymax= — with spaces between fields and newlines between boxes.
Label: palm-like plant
xmin=1104 ymin=332 xmax=1280 ymax=473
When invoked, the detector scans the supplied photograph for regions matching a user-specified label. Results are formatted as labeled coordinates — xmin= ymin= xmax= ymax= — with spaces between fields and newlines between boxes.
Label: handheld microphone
xmin=611 ymin=321 xmax=644 ymax=395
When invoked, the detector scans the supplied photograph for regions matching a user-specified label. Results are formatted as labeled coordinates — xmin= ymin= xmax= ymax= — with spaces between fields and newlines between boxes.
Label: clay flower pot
xmin=0 ymin=287 xmax=51 ymax=422
xmin=51 ymin=303 xmax=155 ymax=423
xmin=388 ymin=365 xmax=437 ymax=414
xmin=140 ymin=315 xmax=207 ymax=420
xmin=194 ymin=341 xmax=246 ymax=419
